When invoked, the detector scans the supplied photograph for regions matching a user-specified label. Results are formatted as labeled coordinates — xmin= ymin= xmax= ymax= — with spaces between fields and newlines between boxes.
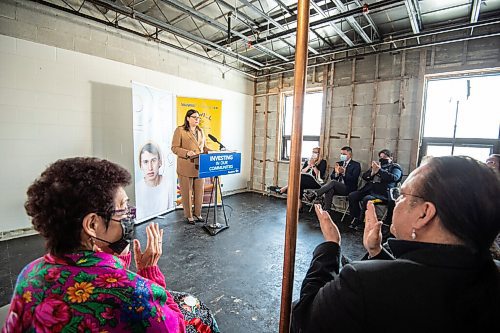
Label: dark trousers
xmin=315 ymin=180 xmax=348 ymax=210
xmin=300 ymin=174 xmax=321 ymax=198
xmin=348 ymin=187 xmax=385 ymax=222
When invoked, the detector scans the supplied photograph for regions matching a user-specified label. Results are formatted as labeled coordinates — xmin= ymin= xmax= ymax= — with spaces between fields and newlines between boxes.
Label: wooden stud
xmin=261 ymin=76 xmax=270 ymax=191
xmin=347 ymin=58 xmax=356 ymax=146
xmin=250 ymin=78 xmax=258 ymax=188
xmin=273 ymin=74 xmax=284 ymax=187
xmin=409 ymin=49 xmax=427 ymax=170
xmin=395 ymin=48 xmax=407 ymax=162
xmin=369 ymin=54 xmax=380 ymax=161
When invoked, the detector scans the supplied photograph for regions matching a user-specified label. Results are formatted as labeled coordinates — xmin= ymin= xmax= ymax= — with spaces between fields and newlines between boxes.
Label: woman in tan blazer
xmin=171 ymin=109 xmax=209 ymax=224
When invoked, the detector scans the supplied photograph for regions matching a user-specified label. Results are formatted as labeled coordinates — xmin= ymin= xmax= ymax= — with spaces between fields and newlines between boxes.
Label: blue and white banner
xmin=198 ymin=152 xmax=241 ymax=179
xmin=132 ymin=82 xmax=176 ymax=222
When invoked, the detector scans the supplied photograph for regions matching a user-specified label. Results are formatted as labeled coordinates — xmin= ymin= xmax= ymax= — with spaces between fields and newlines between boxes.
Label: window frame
xmin=419 ymin=71 xmax=500 ymax=163
xmin=280 ymin=90 xmax=324 ymax=161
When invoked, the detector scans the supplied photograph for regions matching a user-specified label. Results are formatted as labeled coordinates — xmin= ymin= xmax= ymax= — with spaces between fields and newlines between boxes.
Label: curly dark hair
xmin=25 ymin=157 xmax=131 ymax=256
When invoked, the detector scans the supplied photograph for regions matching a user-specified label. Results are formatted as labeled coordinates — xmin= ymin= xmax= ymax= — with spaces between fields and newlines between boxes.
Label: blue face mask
xmin=339 ymin=154 xmax=348 ymax=162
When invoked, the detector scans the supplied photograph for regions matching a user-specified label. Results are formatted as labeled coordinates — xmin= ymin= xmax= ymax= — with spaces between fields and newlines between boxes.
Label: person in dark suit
xmin=303 ymin=146 xmax=361 ymax=213
xmin=291 ymin=156 xmax=500 ymax=333
xmin=348 ymin=148 xmax=403 ymax=230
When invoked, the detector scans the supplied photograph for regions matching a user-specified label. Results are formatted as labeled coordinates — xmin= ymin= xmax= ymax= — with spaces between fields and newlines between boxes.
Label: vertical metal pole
xmin=278 ymin=0 xmax=310 ymax=331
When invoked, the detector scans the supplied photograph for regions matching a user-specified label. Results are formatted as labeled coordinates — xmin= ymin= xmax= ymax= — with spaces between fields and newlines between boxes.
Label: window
xmin=281 ymin=92 xmax=323 ymax=160
xmin=420 ymin=73 xmax=500 ymax=163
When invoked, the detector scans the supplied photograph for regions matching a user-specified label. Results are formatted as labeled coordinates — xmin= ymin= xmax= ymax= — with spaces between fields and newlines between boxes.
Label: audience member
xmin=292 ymin=156 xmax=500 ymax=332
xmin=382 ymin=155 xmax=433 ymax=241
xmin=303 ymin=146 xmax=361 ymax=214
xmin=348 ymin=149 xmax=402 ymax=231
xmin=486 ymin=153 xmax=500 ymax=172
xmin=486 ymin=153 xmax=500 ymax=260
xmin=1 ymin=157 xmax=219 ymax=333
xmin=268 ymin=147 xmax=327 ymax=204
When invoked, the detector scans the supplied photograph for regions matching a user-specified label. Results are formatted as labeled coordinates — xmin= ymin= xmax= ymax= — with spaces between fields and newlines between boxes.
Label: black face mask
xmin=379 ymin=158 xmax=390 ymax=165
xmin=94 ymin=217 xmax=136 ymax=254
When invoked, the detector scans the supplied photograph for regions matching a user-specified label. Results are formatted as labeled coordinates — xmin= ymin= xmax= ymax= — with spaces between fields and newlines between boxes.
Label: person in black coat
xmin=348 ymin=148 xmax=403 ymax=230
xmin=291 ymin=156 xmax=500 ymax=333
xmin=303 ymin=146 xmax=361 ymax=212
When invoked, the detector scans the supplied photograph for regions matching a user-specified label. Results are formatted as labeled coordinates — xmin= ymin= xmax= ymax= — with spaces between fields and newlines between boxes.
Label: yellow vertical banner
xmin=175 ymin=97 xmax=222 ymax=206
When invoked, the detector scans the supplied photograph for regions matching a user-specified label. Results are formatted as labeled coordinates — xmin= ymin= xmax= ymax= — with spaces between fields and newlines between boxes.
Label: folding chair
xmin=333 ymin=196 xmax=350 ymax=222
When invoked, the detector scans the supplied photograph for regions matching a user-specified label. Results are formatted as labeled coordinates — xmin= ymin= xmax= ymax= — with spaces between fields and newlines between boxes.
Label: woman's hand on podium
xmin=186 ymin=150 xmax=196 ymax=157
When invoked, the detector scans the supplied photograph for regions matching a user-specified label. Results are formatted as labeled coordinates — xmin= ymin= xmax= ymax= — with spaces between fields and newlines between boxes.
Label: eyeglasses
xmin=190 ymin=116 xmax=200 ymax=120
xmin=389 ymin=187 xmax=425 ymax=202
xmin=111 ymin=206 xmax=136 ymax=219
xmin=98 ymin=206 xmax=136 ymax=222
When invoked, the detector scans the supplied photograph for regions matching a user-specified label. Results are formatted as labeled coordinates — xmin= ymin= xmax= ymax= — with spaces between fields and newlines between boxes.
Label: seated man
xmin=269 ymin=147 xmax=327 ymax=200
xmin=348 ymin=149 xmax=403 ymax=231
xmin=303 ymin=146 xmax=361 ymax=214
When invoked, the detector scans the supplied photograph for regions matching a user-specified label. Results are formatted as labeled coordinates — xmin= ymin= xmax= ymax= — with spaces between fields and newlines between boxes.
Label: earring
xmin=411 ymin=229 xmax=417 ymax=240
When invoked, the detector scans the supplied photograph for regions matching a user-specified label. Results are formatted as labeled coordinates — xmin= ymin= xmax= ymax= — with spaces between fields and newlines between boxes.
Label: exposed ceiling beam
xmin=237 ymin=0 xmax=319 ymax=54
xmin=353 ymin=0 xmax=380 ymax=38
xmin=258 ymin=20 xmax=500 ymax=76
xmin=253 ymin=0 xmax=404 ymax=45
xmin=331 ymin=0 xmax=372 ymax=43
xmin=269 ymin=0 xmax=336 ymax=49
xmin=470 ymin=0 xmax=482 ymax=23
xmin=158 ymin=0 xmax=289 ymax=61
xmin=404 ymin=0 xmax=422 ymax=37
xmin=310 ymin=1 xmax=354 ymax=47
xmin=30 ymin=0 xmax=258 ymax=77
xmin=469 ymin=0 xmax=482 ymax=35
xmin=85 ymin=0 xmax=264 ymax=69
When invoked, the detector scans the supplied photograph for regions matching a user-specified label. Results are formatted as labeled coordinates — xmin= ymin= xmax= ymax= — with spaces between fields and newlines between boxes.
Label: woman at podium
xmin=171 ymin=109 xmax=210 ymax=224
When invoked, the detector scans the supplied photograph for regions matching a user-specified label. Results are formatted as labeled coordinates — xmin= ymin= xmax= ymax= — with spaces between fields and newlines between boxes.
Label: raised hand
xmin=314 ymin=204 xmax=341 ymax=244
xmin=133 ymin=223 xmax=164 ymax=271
xmin=371 ymin=160 xmax=381 ymax=175
xmin=363 ymin=201 xmax=383 ymax=257
xmin=334 ymin=163 xmax=341 ymax=174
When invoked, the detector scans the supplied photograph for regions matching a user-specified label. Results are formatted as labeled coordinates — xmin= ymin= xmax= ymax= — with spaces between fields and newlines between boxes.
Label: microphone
xmin=208 ymin=134 xmax=225 ymax=150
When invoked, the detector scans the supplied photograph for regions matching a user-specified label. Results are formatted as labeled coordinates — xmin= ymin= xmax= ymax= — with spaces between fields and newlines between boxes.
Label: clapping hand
xmin=314 ymin=204 xmax=341 ymax=244
xmin=133 ymin=223 xmax=164 ymax=271
xmin=334 ymin=163 xmax=341 ymax=174
xmin=371 ymin=161 xmax=381 ymax=175
xmin=363 ymin=201 xmax=382 ymax=257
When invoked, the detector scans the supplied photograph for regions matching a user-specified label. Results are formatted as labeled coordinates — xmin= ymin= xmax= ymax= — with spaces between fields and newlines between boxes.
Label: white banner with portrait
xmin=132 ymin=82 xmax=176 ymax=223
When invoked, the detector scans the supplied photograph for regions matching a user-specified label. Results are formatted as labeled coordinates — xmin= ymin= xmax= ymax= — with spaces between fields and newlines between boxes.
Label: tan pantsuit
xmin=171 ymin=126 xmax=208 ymax=219
xmin=178 ymin=176 xmax=204 ymax=218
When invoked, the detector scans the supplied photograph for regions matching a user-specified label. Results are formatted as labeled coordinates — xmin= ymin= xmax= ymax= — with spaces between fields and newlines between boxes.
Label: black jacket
xmin=331 ymin=160 xmax=361 ymax=194
xmin=361 ymin=162 xmax=403 ymax=198
xmin=302 ymin=159 xmax=327 ymax=182
xmin=292 ymin=239 xmax=499 ymax=333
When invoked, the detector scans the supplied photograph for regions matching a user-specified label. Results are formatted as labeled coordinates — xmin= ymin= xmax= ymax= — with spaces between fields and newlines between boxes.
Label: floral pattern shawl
xmin=1 ymin=251 xmax=185 ymax=333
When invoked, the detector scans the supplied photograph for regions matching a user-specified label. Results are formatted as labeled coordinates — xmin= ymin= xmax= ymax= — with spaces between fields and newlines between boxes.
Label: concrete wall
xmin=251 ymin=27 xmax=500 ymax=192
xmin=0 ymin=1 xmax=254 ymax=237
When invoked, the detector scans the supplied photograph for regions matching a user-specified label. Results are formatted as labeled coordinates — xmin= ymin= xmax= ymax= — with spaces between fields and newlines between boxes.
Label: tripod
xmin=203 ymin=176 xmax=229 ymax=236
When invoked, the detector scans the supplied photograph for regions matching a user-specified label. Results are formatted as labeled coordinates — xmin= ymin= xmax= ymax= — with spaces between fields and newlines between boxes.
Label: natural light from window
xmin=283 ymin=92 xmax=323 ymax=159
xmin=424 ymin=75 xmax=500 ymax=139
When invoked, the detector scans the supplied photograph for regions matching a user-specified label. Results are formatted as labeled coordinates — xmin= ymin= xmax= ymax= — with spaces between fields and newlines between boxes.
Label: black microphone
xmin=208 ymin=134 xmax=225 ymax=150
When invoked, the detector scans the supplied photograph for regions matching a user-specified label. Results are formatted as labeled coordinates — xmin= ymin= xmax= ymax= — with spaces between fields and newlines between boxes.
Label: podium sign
xmin=198 ymin=152 xmax=241 ymax=179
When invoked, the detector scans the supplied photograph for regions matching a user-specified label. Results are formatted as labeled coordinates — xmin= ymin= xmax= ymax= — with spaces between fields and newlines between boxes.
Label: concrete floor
xmin=0 ymin=192 xmax=365 ymax=332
